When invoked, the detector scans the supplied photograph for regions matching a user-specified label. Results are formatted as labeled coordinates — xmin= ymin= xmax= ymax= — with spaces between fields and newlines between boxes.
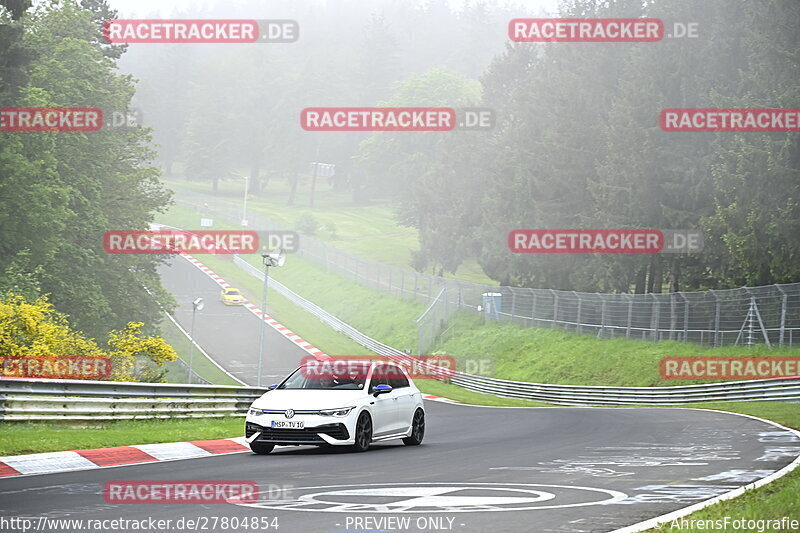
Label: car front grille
xmin=245 ymin=423 xmax=349 ymax=443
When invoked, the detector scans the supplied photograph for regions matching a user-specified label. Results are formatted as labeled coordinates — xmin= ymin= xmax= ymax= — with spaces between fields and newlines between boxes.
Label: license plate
xmin=271 ymin=420 xmax=304 ymax=429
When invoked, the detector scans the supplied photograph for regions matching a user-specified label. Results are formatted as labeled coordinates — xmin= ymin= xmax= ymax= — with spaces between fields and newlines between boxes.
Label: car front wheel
xmin=352 ymin=412 xmax=373 ymax=452
xmin=403 ymin=409 xmax=425 ymax=446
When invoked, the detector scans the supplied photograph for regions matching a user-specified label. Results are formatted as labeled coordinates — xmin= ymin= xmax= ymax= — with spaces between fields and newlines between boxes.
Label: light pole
xmin=188 ymin=297 xmax=204 ymax=383
xmin=256 ymin=250 xmax=286 ymax=387
xmin=241 ymin=176 xmax=249 ymax=227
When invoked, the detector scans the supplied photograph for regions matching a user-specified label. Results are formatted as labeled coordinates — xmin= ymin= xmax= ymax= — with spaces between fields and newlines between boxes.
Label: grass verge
xmin=437 ymin=314 xmax=800 ymax=387
xmin=0 ymin=418 xmax=244 ymax=456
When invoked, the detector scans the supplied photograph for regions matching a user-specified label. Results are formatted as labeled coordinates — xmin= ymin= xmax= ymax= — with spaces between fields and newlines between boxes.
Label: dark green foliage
xmin=0 ymin=1 xmax=173 ymax=339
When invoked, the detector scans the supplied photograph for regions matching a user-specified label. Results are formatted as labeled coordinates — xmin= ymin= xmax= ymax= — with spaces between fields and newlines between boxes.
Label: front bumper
xmin=245 ymin=421 xmax=352 ymax=445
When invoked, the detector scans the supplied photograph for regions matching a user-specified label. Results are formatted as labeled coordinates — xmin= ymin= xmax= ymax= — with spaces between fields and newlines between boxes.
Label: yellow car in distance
xmin=220 ymin=287 xmax=245 ymax=305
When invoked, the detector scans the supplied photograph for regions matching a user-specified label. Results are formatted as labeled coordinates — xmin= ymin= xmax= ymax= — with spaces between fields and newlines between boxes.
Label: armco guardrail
xmin=232 ymin=255 xmax=800 ymax=406
xmin=0 ymin=378 xmax=267 ymax=421
xmin=448 ymin=374 xmax=800 ymax=406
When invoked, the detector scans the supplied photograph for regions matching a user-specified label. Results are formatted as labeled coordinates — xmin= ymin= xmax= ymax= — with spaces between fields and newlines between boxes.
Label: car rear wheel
xmin=352 ymin=412 xmax=372 ymax=452
xmin=250 ymin=442 xmax=274 ymax=455
xmin=403 ymin=409 xmax=425 ymax=446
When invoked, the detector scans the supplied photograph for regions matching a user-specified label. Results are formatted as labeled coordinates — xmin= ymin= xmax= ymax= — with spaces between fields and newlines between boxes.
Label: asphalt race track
xmin=1 ymin=404 xmax=798 ymax=533
xmin=1 ymin=255 xmax=797 ymax=533
xmin=159 ymin=255 xmax=310 ymax=385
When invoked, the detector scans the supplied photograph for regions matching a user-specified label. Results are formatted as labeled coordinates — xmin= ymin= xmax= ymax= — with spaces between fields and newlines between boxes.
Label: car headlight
xmin=248 ymin=408 xmax=262 ymax=416
xmin=318 ymin=406 xmax=354 ymax=417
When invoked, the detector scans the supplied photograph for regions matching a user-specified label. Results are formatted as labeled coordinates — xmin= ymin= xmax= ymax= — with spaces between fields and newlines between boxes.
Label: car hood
xmin=252 ymin=389 xmax=367 ymax=410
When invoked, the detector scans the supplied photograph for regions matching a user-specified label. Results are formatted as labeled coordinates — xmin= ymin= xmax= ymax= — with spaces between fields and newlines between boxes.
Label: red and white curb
xmin=179 ymin=253 xmax=330 ymax=361
xmin=0 ymin=437 xmax=252 ymax=479
xmin=422 ymin=394 xmax=459 ymax=404
xmin=0 ymin=396 xmax=455 ymax=479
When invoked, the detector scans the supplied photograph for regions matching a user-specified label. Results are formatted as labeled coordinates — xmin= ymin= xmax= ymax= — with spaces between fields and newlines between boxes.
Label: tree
xmin=703 ymin=0 xmax=800 ymax=287
xmin=0 ymin=0 xmax=174 ymax=340
xmin=107 ymin=322 xmax=177 ymax=382
xmin=0 ymin=292 xmax=105 ymax=358
xmin=0 ymin=293 xmax=177 ymax=381
xmin=357 ymin=68 xmax=481 ymax=211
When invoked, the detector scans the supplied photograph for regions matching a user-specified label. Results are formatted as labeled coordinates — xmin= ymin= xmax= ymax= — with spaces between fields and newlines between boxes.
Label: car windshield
xmin=226 ymin=289 xmax=240 ymax=295
xmin=278 ymin=365 xmax=368 ymax=390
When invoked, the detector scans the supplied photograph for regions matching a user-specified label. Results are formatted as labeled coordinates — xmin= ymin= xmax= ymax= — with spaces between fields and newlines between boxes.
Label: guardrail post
xmin=510 ymin=288 xmax=517 ymax=324
xmin=668 ymin=291 xmax=678 ymax=341
xmin=531 ymin=289 xmax=538 ymax=327
xmin=651 ymin=293 xmax=660 ymax=342
xmin=598 ymin=294 xmax=607 ymax=338
xmin=777 ymin=284 xmax=787 ymax=346
xmin=710 ymin=289 xmax=721 ymax=346
xmin=625 ymin=293 xmax=633 ymax=338
xmin=743 ymin=290 xmax=771 ymax=347
xmin=682 ymin=292 xmax=690 ymax=342
xmin=443 ymin=286 xmax=449 ymax=326
xmin=551 ymin=290 xmax=558 ymax=329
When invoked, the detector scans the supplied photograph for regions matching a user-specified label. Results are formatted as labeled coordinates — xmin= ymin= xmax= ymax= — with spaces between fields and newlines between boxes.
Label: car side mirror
xmin=373 ymin=384 xmax=392 ymax=397
xmin=267 ymin=384 xmax=277 ymax=391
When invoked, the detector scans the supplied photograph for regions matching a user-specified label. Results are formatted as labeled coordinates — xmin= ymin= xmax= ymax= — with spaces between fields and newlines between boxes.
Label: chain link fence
xmin=414 ymin=288 xmax=458 ymax=355
xmin=173 ymin=187 xmax=800 ymax=352
xmin=429 ymin=283 xmax=799 ymax=349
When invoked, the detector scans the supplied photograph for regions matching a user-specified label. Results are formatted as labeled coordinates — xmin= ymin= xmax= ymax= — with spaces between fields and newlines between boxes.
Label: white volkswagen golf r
xmin=245 ymin=359 xmax=426 ymax=454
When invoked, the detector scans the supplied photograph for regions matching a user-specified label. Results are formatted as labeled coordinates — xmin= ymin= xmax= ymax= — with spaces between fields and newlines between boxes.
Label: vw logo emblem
xmin=285 ymin=409 xmax=295 ymax=419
